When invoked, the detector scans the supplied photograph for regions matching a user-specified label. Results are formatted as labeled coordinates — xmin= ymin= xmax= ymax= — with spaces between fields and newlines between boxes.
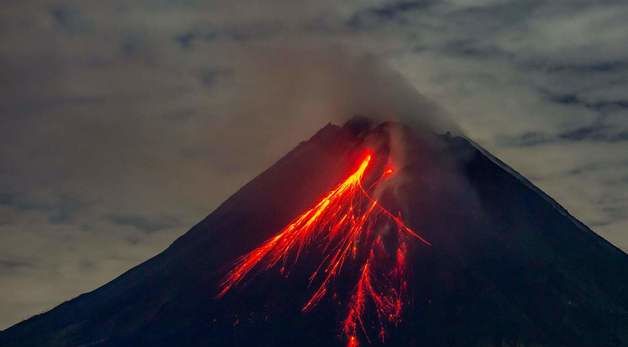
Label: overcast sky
xmin=1 ymin=0 xmax=627 ymax=330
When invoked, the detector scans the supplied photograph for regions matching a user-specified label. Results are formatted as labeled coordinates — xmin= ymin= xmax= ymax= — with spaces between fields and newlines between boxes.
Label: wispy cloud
xmin=106 ymin=213 xmax=180 ymax=233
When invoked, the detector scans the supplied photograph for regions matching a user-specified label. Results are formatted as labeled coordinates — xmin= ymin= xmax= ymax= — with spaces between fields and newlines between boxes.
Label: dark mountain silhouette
xmin=1 ymin=118 xmax=627 ymax=347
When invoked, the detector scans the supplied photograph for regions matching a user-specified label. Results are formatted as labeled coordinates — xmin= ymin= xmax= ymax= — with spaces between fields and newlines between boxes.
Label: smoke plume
xmin=208 ymin=40 xmax=459 ymax=172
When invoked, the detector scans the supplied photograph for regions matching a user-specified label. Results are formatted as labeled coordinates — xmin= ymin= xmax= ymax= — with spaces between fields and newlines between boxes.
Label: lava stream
xmin=218 ymin=152 xmax=430 ymax=346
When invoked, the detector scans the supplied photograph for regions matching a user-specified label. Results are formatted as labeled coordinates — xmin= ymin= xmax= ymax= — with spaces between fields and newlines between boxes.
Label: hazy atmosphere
xmin=1 ymin=0 xmax=628 ymax=330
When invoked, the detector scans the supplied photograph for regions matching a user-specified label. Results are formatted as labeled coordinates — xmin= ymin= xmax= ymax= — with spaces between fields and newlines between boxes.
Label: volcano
xmin=1 ymin=118 xmax=627 ymax=347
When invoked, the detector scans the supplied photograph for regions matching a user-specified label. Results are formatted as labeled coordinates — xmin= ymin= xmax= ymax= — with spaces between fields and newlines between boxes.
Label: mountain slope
xmin=1 ymin=119 xmax=627 ymax=347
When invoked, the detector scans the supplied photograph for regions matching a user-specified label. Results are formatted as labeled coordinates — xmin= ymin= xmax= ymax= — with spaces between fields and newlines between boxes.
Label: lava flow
xmin=218 ymin=151 xmax=430 ymax=346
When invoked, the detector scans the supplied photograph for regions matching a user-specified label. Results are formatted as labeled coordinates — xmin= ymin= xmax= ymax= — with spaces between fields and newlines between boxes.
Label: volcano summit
xmin=1 ymin=119 xmax=627 ymax=347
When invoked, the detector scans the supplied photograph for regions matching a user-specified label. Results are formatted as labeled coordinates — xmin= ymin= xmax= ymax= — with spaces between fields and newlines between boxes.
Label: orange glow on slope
xmin=217 ymin=152 xmax=430 ymax=346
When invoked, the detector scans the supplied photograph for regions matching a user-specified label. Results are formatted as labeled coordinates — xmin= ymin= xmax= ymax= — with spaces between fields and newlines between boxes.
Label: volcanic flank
xmin=1 ymin=118 xmax=627 ymax=347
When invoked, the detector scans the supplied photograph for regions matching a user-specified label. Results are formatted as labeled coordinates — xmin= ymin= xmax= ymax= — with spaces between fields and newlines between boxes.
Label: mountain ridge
xmin=463 ymin=135 xmax=626 ymax=256
xmin=1 ymin=119 xmax=627 ymax=347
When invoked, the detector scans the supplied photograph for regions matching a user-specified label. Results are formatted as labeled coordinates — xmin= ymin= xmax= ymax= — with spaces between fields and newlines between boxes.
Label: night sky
xmin=1 ymin=0 xmax=628 ymax=330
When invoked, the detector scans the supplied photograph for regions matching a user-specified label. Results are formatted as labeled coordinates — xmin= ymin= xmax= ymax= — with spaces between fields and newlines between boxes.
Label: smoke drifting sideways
xmin=208 ymin=40 xmax=461 ymax=174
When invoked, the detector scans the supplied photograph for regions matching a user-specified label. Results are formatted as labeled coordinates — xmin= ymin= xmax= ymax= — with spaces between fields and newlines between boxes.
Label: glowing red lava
xmin=218 ymin=152 xmax=430 ymax=346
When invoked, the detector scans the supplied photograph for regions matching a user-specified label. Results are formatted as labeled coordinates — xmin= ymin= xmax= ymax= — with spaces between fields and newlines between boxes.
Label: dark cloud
xmin=172 ymin=23 xmax=282 ymax=49
xmin=199 ymin=67 xmax=233 ymax=88
xmin=369 ymin=1 xmax=433 ymax=19
xmin=496 ymin=131 xmax=553 ymax=147
xmin=0 ymin=193 xmax=84 ymax=225
xmin=545 ymin=91 xmax=628 ymax=112
xmin=120 ymin=33 xmax=148 ymax=57
xmin=174 ymin=32 xmax=200 ymax=49
xmin=106 ymin=213 xmax=181 ymax=233
xmin=497 ymin=123 xmax=628 ymax=147
xmin=0 ymin=259 xmax=34 ymax=273
xmin=0 ymin=193 xmax=15 ymax=206
xmin=49 ymin=4 xmax=91 ymax=34
xmin=539 ymin=61 xmax=628 ymax=73
xmin=347 ymin=0 xmax=436 ymax=29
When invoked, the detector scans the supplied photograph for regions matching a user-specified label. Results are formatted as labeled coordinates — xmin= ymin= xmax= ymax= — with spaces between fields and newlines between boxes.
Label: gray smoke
xmin=208 ymin=40 xmax=460 ymax=172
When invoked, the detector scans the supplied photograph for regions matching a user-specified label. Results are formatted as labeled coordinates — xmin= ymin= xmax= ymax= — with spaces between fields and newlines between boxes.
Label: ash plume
xmin=210 ymin=40 xmax=460 ymax=171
